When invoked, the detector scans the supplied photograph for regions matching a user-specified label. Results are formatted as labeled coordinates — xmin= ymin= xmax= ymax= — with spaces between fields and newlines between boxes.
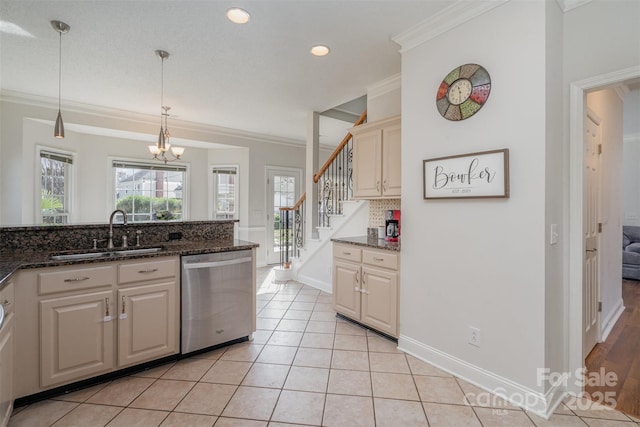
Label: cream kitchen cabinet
xmin=38 ymin=264 xmax=116 ymax=388
xmin=351 ymin=115 xmax=401 ymax=199
xmin=14 ymin=256 xmax=179 ymax=398
xmin=117 ymin=258 xmax=179 ymax=368
xmin=332 ymin=243 xmax=399 ymax=337
xmin=0 ymin=282 xmax=15 ymax=427
xmin=40 ymin=289 xmax=115 ymax=387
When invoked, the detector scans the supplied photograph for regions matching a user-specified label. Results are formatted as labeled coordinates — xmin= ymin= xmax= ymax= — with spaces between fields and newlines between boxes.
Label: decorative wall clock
xmin=436 ymin=64 xmax=491 ymax=121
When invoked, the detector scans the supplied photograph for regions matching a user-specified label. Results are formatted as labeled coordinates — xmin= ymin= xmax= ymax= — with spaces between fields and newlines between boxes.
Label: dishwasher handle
xmin=183 ymin=257 xmax=253 ymax=270
xmin=0 ymin=303 xmax=4 ymax=331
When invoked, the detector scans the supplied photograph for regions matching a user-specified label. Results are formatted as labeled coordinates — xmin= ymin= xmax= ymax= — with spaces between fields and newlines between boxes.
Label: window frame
xmin=110 ymin=158 xmax=189 ymax=223
xmin=210 ymin=165 xmax=239 ymax=220
xmin=36 ymin=146 xmax=76 ymax=225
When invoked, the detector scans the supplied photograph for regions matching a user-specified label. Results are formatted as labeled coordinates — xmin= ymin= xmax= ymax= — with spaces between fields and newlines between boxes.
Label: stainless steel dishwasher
xmin=181 ymin=249 xmax=253 ymax=355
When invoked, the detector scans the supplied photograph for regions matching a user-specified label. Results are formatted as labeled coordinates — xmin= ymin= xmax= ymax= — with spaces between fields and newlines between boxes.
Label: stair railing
xmin=277 ymin=110 xmax=366 ymax=268
xmin=279 ymin=193 xmax=306 ymax=268
xmin=313 ymin=110 xmax=367 ymax=228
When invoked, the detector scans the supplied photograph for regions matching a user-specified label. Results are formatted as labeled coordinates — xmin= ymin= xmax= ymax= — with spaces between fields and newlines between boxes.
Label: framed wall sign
xmin=423 ymin=149 xmax=509 ymax=199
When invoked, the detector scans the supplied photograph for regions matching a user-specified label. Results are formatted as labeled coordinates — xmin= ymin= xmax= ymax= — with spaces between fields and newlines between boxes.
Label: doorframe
xmin=264 ymin=165 xmax=303 ymax=265
xmin=568 ymin=65 xmax=640 ymax=395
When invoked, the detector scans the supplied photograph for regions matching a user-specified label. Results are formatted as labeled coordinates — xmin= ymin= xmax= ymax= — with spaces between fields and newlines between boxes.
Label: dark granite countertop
xmin=0 ymin=239 xmax=258 ymax=289
xmin=331 ymin=236 xmax=400 ymax=252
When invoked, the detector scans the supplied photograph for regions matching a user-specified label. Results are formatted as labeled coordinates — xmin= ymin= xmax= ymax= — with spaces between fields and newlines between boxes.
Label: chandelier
xmin=148 ymin=50 xmax=184 ymax=163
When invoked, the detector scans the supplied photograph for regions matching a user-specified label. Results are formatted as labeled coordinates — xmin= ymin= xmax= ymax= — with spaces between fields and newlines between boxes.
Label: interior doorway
xmin=265 ymin=167 xmax=302 ymax=265
xmin=569 ymin=65 xmax=640 ymax=411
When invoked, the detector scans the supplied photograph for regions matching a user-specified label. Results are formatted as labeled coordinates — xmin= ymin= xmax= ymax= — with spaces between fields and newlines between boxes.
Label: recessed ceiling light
xmin=310 ymin=45 xmax=330 ymax=57
xmin=226 ymin=8 xmax=250 ymax=24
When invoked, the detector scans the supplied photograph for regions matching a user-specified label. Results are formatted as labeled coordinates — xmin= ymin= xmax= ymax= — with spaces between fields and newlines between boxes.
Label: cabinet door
xmin=40 ymin=290 xmax=114 ymax=387
xmin=353 ymin=129 xmax=382 ymax=198
xmin=381 ymin=123 xmax=401 ymax=197
xmin=333 ymin=260 xmax=362 ymax=320
xmin=118 ymin=281 xmax=178 ymax=368
xmin=0 ymin=314 xmax=14 ymax=427
xmin=361 ymin=267 xmax=398 ymax=337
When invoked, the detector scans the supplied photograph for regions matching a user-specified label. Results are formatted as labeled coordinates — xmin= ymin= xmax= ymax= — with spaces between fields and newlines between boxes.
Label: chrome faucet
xmin=108 ymin=209 xmax=127 ymax=249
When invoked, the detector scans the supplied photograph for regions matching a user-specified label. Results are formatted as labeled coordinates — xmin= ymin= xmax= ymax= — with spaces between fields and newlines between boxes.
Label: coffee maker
xmin=384 ymin=210 xmax=401 ymax=242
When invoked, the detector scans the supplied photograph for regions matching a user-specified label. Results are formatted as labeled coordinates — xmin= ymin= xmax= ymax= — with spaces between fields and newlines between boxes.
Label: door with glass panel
xmin=266 ymin=168 xmax=301 ymax=265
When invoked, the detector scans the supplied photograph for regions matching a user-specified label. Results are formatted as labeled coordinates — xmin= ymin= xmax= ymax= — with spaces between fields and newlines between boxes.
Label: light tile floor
xmin=9 ymin=267 xmax=640 ymax=427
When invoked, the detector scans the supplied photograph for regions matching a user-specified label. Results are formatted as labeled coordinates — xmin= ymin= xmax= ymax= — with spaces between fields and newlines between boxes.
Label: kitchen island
xmin=0 ymin=220 xmax=259 ymax=410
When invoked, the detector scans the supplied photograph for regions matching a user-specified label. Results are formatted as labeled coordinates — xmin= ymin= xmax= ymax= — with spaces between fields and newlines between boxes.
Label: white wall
xmin=543 ymin=0 xmax=565 ymax=391
xmin=586 ymin=89 xmax=624 ymax=337
xmin=622 ymin=90 xmax=640 ymax=225
xmin=367 ymin=74 xmax=401 ymax=122
xmin=398 ymin=0 xmax=548 ymax=397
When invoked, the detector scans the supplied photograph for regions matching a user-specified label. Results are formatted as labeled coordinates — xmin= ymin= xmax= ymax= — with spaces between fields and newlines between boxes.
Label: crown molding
xmin=0 ymin=90 xmax=306 ymax=148
xmin=555 ymin=0 xmax=593 ymax=13
xmin=367 ymin=73 xmax=401 ymax=100
xmin=392 ymin=0 xmax=510 ymax=53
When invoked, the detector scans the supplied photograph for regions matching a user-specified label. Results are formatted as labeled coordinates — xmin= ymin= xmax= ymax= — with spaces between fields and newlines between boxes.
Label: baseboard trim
xmin=295 ymin=273 xmax=331 ymax=294
xmin=397 ymin=334 xmax=566 ymax=419
xmin=600 ymin=298 xmax=625 ymax=342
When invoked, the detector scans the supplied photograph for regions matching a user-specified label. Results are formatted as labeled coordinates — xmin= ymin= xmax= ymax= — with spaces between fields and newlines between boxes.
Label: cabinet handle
xmin=373 ymin=257 xmax=385 ymax=262
xmin=362 ymin=272 xmax=366 ymax=284
xmin=105 ymin=297 xmax=110 ymax=316
xmin=361 ymin=288 xmax=369 ymax=295
xmin=355 ymin=271 xmax=359 ymax=284
xmin=354 ymin=287 xmax=361 ymax=293
xmin=121 ymin=296 xmax=126 ymax=314
xmin=138 ymin=268 xmax=158 ymax=274
xmin=64 ymin=276 xmax=90 ymax=282
xmin=343 ymin=251 xmax=351 ymax=255
xmin=383 ymin=179 xmax=387 ymax=191
xmin=376 ymin=181 xmax=380 ymax=192
xmin=2 ymin=299 xmax=11 ymax=308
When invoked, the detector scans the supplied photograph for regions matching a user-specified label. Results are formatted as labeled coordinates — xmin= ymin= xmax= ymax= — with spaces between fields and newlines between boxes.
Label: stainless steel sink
xmin=50 ymin=251 xmax=111 ymax=261
xmin=113 ymin=247 xmax=163 ymax=256
xmin=50 ymin=247 xmax=164 ymax=261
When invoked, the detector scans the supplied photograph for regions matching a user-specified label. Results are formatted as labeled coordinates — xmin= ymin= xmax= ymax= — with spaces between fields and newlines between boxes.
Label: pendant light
xmin=149 ymin=50 xmax=184 ymax=164
xmin=51 ymin=20 xmax=70 ymax=139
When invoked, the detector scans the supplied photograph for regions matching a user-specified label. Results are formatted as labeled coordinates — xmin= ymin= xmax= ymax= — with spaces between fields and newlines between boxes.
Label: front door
xmin=583 ymin=109 xmax=601 ymax=359
xmin=266 ymin=167 xmax=301 ymax=265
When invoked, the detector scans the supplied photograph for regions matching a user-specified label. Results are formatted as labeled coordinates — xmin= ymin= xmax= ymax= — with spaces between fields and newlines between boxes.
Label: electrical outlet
xmin=469 ymin=326 xmax=481 ymax=347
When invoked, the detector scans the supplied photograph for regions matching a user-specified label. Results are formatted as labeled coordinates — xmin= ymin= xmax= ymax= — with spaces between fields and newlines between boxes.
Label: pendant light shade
xmin=54 ymin=110 xmax=65 ymax=138
xmin=51 ymin=20 xmax=70 ymax=139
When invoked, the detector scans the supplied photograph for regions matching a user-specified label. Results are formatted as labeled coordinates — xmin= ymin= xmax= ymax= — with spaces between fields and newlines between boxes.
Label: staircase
xmin=276 ymin=111 xmax=368 ymax=289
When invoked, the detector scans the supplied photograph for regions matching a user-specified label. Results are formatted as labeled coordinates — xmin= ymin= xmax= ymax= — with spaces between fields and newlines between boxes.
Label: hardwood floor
xmin=586 ymin=280 xmax=640 ymax=418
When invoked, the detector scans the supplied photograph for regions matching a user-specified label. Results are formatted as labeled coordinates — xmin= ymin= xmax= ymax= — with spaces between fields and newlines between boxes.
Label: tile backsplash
xmin=368 ymin=199 xmax=400 ymax=227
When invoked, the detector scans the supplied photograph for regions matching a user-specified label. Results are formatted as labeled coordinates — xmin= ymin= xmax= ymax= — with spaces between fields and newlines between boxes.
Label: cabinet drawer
xmin=362 ymin=250 xmax=398 ymax=270
xmin=334 ymin=244 xmax=362 ymax=263
xmin=39 ymin=266 xmax=115 ymax=295
xmin=118 ymin=258 xmax=177 ymax=284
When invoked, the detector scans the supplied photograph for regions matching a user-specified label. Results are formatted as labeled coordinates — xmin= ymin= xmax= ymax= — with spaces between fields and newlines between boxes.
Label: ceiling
xmin=0 ymin=0 xmax=453 ymax=146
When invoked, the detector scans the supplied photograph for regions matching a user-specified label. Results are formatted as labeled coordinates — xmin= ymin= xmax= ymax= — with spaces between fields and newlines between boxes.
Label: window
xmin=212 ymin=166 xmax=238 ymax=219
xmin=39 ymin=150 xmax=73 ymax=224
xmin=113 ymin=161 xmax=186 ymax=222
